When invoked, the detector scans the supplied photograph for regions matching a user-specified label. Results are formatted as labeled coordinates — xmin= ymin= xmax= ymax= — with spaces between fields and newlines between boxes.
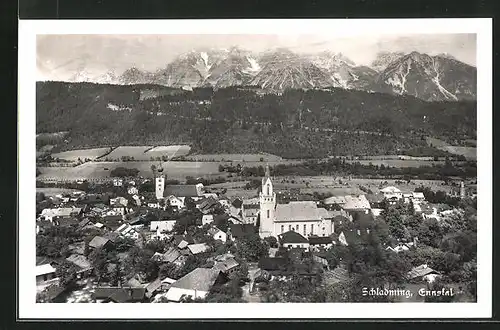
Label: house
xmin=88 ymin=236 xmax=113 ymax=250
xmin=242 ymin=197 xmax=260 ymax=224
xmin=187 ymin=243 xmax=210 ymax=255
xmin=128 ymin=186 xmax=139 ymax=195
xmin=406 ymin=264 xmax=440 ymax=283
xmin=385 ymin=242 xmax=413 ymax=253
xmin=197 ymin=197 xmax=219 ymax=214
xmin=92 ymin=287 xmax=147 ymax=303
xmin=39 ymin=207 xmax=82 ymax=222
xmin=366 ymin=193 xmax=385 ymax=209
xmin=150 ymin=220 xmax=176 ymax=234
xmin=65 ymin=254 xmax=93 ymax=276
xmin=36 ymin=263 xmax=57 ymax=285
xmin=77 ymin=218 xmax=94 ymax=231
xmin=165 ymin=268 xmax=224 ymax=302
xmin=101 ymin=214 xmax=124 ymax=230
xmin=78 ymin=194 xmax=110 ymax=205
xmin=228 ymin=224 xmax=256 ymax=240
xmin=110 ymin=196 xmax=129 ymax=207
xmin=324 ymin=194 xmax=371 ymax=211
xmin=67 ymin=242 xmax=86 ymax=255
xmin=308 ymin=236 xmax=333 ymax=251
xmin=160 ymin=277 xmax=177 ymax=291
xmin=113 ymin=178 xmax=123 ymax=187
xmin=380 ymin=186 xmax=403 ymax=200
xmin=147 ymin=201 xmax=161 ymax=209
xmin=115 ymin=223 xmax=140 ymax=240
xmin=53 ymin=217 xmax=80 ymax=227
xmin=202 ymin=214 xmax=214 ymax=226
xmin=164 ymin=248 xmax=187 ymax=266
xmin=312 ymin=254 xmax=330 ymax=270
xmin=163 ymin=195 xmax=184 ymax=210
xmin=145 ymin=278 xmax=163 ymax=299
xmin=208 ymin=227 xmax=227 ymax=243
xmin=278 ymin=231 xmax=310 ymax=249
xmin=212 ymin=258 xmax=240 ymax=275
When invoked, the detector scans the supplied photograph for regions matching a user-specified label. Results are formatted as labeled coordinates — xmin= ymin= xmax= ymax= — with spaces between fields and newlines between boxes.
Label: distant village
xmin=35 ymin=164 xmax=477 ymax=303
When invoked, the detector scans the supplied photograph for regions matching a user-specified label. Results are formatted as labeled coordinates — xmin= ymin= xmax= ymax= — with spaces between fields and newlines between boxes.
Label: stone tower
xmin=259 ymin=164 xmax=276 ymax=238
xmin=155 ymin=165 xmax=165 ymax=200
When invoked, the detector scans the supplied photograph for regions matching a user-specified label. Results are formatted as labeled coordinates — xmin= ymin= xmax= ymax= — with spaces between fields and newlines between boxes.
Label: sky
xmin=37 ymin=34 xmax=476 ymax=81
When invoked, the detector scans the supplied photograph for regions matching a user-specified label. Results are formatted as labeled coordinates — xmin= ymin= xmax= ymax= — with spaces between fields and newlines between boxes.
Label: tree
xmin=88 ymin=247 xmax=109 ymax=284
xmin=110 ymin=167 xmax=140 ymax=178
xmin=159 ymin=262 xmax=180 ymax=280
xmin=237 ymin=234 xmax=269 ymax=262
xmin=114 ymin=236 xmax=136 ymax=252
xmin=55 ymin=260 xmax=80 ymax=289
xmin=264 ymin=236 xmax=278 ymax=248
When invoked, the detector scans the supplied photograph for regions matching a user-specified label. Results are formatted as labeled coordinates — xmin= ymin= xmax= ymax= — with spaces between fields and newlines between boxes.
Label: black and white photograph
xmin=18 ymin=18 xmax=492 ymax=319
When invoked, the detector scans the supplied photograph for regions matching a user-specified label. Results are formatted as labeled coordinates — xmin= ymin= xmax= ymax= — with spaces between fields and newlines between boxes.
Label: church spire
xmin=265 ymin=163 xmax=270 ymax=178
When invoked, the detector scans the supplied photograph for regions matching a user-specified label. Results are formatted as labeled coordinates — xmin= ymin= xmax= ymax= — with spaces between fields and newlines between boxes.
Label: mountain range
xmin=50 ymin=47 xmax=477 ymax=102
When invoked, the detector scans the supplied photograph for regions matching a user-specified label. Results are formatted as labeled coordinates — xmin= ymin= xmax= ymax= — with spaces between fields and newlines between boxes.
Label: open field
xmin=426 ymin=137 xmax=477 ymax=160
xmin=209 ymin=176 xmax=458 ymax=200
xmin=185 ymin=153 xmax=284 ymax=162
xmin=36 ymin=187 xmax=84 ymax=196
xmin=50 ymin=148 xmax=113 ymax=161
xmin=100 ymin=146 xmax=153 ymax=160
xmin=37 ymin=161 xmax=224 ymax=181
xmin=144 ymin=145 xmax=191 ymax=159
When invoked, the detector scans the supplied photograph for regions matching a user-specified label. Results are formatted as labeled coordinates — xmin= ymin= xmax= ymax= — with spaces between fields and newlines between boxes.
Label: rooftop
xmin=279 ymin=230 xmax=309 ymax=244
xmin=275 ymin=201 xmax=329 ymax=222
xmin=170 ymin=268 xmax=221 ymax=291
xmin=407 ymin=264 xmax=439 ymax=279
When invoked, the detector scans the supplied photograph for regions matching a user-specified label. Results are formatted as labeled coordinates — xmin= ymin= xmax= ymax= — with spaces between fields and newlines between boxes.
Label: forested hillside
xmin=36 ymin=81 xmax=477 ymax=158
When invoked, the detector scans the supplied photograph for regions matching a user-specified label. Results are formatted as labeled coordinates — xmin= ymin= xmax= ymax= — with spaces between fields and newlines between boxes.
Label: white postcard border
xmin=18 ymin=18 xmax=492 ymax=319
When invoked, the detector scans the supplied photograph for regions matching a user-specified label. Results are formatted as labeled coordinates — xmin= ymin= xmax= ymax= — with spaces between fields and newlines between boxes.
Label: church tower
xmin=259 ymin=164 xmax=276 ymax=238
xmin=155 ymin=165 xmax=165 ymax=200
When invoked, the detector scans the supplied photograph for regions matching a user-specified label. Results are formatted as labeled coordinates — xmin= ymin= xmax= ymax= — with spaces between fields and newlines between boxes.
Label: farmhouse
xmin=406 ymin=264 xmax=440 ymax=283
xmin=36 ymin=263 xmax=57 ymax=285
xmin=208 ymin=227 xmax=227 ymax=243
xmin=39 ymin=207 xmax=82 ymax=222
xmin=165 ymin=268 xmax=224 ymax=302
xmin=278 ymin=231 xmax=310 ymax=249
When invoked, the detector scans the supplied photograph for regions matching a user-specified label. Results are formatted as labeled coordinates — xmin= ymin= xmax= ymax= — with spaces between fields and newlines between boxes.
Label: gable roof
xmin=35 ymin=263 xmax=57 ymax=276
xmin=187 ymin=243 xmax=210 ymax=255
xmin=229 ymin=224 xmax=256 ymax=238
xmin=407 ymin=264 xmax=439 ymax=279
xmin=213 ymin=258 xmax=239 ymax=272
xmin=279 ymin=231 xmax=309 ymax=244
xmin=170 ymin=268 xmax=221 ymax=292
xmin=274 ymin=202 xmax=329 ymax=222
xmin=164 ymin=185 xmax=202 ymax=198
xmin=380 ymin=186 xmax=401 ymax=194
xmin=149 ymin=220 xmax=175 ymax=232
xmin=162 ymin=247 xmax=182 ymax=263
xmin=89 ymin=236 xmax=110 ymax=249
xmin=66 ymin=254 xmax=92 ymax=270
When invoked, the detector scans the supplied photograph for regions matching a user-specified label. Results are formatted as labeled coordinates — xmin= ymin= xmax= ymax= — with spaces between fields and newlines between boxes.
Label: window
xmin=296 ymin=224 xmax=299 ymax=231
xmin=267 ymin=209 xmax=270 ymax=218
xmin=289 ymin=225 xmax=292 ymax=231
xmin=303 ymin=224 xmax=306 ymax=236
xmin=311 ymin=224 xmax=314 ymax=234
xmin=281 ymin=225 xmax=284 ymax=233
xmin=267 ymin=184 xmax=270 ymax=195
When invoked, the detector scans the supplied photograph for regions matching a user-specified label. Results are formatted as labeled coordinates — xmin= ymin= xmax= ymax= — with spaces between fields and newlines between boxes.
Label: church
xmin=258 ymin=165 xmax=335 ymax=239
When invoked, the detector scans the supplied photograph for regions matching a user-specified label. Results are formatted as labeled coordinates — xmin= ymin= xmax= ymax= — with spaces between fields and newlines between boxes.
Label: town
xmin=35 ymin=162 xmax=477 ymax=303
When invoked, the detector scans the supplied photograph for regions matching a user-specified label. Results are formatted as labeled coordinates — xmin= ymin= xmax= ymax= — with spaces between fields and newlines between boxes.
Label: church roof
xmin=278 ymin=231 xmax=309 ymax=244
xmin=274 ymin=201 xmax=329 ymax=222
xmin=163 ymin=185 xmax=202 ymax=198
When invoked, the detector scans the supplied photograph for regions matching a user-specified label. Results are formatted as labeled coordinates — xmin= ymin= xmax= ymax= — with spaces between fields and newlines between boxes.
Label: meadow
xmin=37 ymin=160 xmax=223 ymax=181
xmin=184 ymin=153 xmax=284 ymax=162
xmin=426 ymin=137 xmax=477 ymax=160
xmin=50 ymin=147 xmax=113 ymax=161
